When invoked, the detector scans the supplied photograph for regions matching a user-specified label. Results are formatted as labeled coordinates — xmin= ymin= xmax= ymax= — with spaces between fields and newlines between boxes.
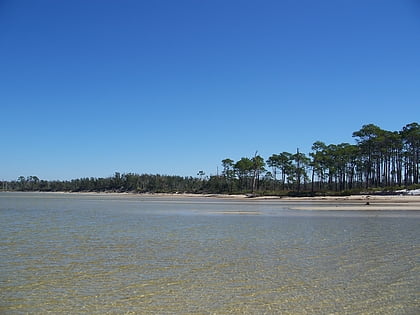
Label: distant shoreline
xmin=3 ymin=191 xmax=420 ymax=211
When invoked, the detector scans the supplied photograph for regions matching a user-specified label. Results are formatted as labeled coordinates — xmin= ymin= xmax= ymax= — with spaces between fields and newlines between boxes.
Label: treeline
xmin=3 ymin=173 xmax=204 ymax=194
xmin=2 ymin=123 xmax=419 ymax=196
xmin=217 ymin=123 xmax=420 ymax=195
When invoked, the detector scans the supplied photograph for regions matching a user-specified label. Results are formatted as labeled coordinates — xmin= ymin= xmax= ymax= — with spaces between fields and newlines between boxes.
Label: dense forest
xmin=2 ymin=123 xmax=420 ymax=196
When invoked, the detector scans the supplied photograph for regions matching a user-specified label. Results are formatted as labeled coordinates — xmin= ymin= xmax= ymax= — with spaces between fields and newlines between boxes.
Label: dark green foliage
xmin=3 ymin=122 xmax=419 ymax=196
xmin=4 ymin=173 xmax=203 ymax=194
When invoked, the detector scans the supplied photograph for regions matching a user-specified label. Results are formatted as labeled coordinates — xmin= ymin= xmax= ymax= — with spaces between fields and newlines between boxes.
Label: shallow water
xmin=1 ymin=192 xmax=419 ymax=314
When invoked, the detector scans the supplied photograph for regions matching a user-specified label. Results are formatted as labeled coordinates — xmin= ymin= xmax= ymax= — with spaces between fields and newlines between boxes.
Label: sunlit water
xmin=1 ymin=192 xmax=419 ymax=314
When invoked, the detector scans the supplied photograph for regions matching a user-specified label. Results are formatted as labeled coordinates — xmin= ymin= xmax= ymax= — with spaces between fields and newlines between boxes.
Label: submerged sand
xmin=283 ymin=196 xmax=420 ymax=211
xmin=8 ymin=191 xmax=420 ymax=211
xmin=206 ymin=194 xmax=420 ymax=211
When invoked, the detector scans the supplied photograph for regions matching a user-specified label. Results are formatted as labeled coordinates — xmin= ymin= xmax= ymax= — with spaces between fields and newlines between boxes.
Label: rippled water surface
xmin=1 ymin=192 xmax=419 ymax=314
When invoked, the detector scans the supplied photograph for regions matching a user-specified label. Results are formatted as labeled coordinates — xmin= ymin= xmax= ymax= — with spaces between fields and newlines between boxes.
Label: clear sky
xmin=1 ymin=0 xmax=419 ymax=181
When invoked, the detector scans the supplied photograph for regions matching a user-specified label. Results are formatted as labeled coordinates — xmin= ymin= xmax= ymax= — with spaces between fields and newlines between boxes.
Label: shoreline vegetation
xmin=2 ymin=123 xmax=420 ymax=202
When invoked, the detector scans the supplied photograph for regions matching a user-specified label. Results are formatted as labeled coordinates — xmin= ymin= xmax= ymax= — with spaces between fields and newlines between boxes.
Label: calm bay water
xmin=1 ymin=192 xmax=419 ymax=314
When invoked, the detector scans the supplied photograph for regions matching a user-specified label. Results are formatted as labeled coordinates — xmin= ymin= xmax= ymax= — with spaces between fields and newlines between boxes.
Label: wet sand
xmin=287 ymin=198 xmax=420 ymax=211
xmin=8 ymin=191 xmax=420 ymax=211
xmin=41 ymin=191 xmax=420 ymax=211
xmin=230 ymin=194 xmax=420 ymax=211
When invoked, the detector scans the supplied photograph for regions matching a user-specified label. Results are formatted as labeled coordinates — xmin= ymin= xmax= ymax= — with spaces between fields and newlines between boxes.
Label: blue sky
xmin=1 ymin=0 xmax=419 ymax=181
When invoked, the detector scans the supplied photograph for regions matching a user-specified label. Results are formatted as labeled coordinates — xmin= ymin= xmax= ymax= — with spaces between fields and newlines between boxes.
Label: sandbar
xmin=6 ymin=191 xmax=420 ymax=211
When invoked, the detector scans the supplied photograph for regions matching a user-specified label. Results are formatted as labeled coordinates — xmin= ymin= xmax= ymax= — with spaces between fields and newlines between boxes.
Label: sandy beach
xmin=275 ymin=195 xmax=420 ymax=211
xmin=204 ymin=194 xmax=420 ymax=211
xmin=23 ymin=191 xmax=420 ymax=211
